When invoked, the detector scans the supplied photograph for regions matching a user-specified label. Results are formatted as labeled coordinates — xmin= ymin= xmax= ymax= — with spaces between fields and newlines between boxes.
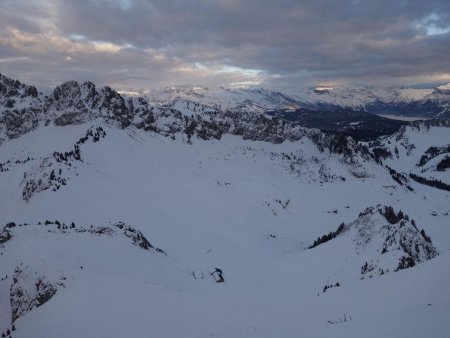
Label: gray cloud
xmin=1 ymin=0 xmax=450 ymax=91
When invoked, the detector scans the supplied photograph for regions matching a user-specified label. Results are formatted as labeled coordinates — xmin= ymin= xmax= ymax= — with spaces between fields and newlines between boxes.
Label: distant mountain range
xmin=294 ymin=84 xmax=450 ymax=118
xmin=143 ymin=83 xmax=450 ymax=118
xmin=1 ymin=73 xmax=449 ymax=143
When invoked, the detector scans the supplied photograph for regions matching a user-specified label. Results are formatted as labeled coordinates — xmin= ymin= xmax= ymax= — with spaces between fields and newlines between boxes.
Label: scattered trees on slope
xmin=409 ymin=173 xmax=450 ymax=192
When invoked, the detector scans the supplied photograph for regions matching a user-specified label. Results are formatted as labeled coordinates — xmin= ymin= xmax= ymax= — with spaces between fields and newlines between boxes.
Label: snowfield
xmin=1 ymin=73 xmax=450 ymax=337
xmin=1 ymin=119 xmax=450 ymax=338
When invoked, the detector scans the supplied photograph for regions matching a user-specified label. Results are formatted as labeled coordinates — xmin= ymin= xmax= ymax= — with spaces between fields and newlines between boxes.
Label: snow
xmin=437 ymin=83 xmax=450 ymax=90
xmin=380 ymin=124 xmax=450 ymax=180
xmin=145 ymin=86 xmax=300 ymax=114
xmin=377 ymin=114 xmax=429 ymax=121
xmin=289 ymin=86 xmax=435 ymax=108
xmin=0 ymin=120 xmax=450 ymax=337
xmin=398 ymin=88 xmax=434 ymax=101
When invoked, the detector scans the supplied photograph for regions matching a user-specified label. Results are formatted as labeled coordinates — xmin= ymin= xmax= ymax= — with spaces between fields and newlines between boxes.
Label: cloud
xmin=1 ymin=0 xmax=450 ymax=90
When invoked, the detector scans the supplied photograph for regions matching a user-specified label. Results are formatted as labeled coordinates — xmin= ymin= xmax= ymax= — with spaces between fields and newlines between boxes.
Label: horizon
xmin=1 ymin=1 xmax=450 ymax=92
xmin=1 ymin=71 xmax=449 ymax=97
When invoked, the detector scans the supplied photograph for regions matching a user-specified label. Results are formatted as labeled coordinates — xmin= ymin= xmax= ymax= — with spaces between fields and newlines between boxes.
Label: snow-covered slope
xmin=1 ymin=121 xmax=450 ymax=337
xmin=369 ymin=120 xmax=450 ymax=185
xmin=1 ymin=75 xmax=450 ymax=337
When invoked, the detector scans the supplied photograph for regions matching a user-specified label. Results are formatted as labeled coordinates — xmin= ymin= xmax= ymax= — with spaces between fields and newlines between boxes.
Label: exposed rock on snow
xmin=114 ymin=222 xmax=166 ymax=254
xmin=311 ymin=205 xmax=438 ymax=277
xmin=9 ymin=262 xmax=66 ymax=323
xmin=21 ymin=127 xmax=106 ymax=201
xmin=1 ymin=221 xmax=165 ymax=255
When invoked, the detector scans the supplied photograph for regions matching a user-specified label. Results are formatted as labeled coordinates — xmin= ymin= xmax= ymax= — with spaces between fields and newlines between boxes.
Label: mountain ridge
xmin=3 ymin=73 xmax=449 ymax=146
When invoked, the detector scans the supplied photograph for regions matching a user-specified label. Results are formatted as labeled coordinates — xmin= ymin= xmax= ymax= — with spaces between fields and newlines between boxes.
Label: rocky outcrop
xmin=0 ymin=74 xmax=39 ymax=100
xmin=0 ymin=74 xmax=43 ymax=140
xmin=1 ymin=220 xmax=166 ymax=255
xmin=310 ymin=205 xmax=439 ymax=278
xmin=21 ymin=127 xmax=106 ymax=201
xmin=9 ymin=262 xmax=66 ymax=323
xmin=44 ymin=81 xmax=132 ymax=127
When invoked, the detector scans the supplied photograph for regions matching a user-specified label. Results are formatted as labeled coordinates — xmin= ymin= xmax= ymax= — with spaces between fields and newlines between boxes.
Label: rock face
xmin=54 ymin=112 xmax=91 ymax=126
xmin=9 ymin=262 xmax=66 ymax=323
xmin=0 ymin=227 xmax=12 ymax=244
xmin=0 ymin=74 xmax=44 ymax=140
xmin=114 ymin=222 xmax=165 ymax=253
xmin=45 ymin=81 xmax=132 ymax=127
xmin=310 ymin=205 xmax=439 ymax=278
xmin=357 ymin=206 xmax=438 ymax=271
xmin=0 ymin=74 xmax=39 ymax=101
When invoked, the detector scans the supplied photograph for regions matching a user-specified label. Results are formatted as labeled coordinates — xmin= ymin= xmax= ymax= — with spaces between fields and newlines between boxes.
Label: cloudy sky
xmin=1 ymin=0 xmax=450 ymax=91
